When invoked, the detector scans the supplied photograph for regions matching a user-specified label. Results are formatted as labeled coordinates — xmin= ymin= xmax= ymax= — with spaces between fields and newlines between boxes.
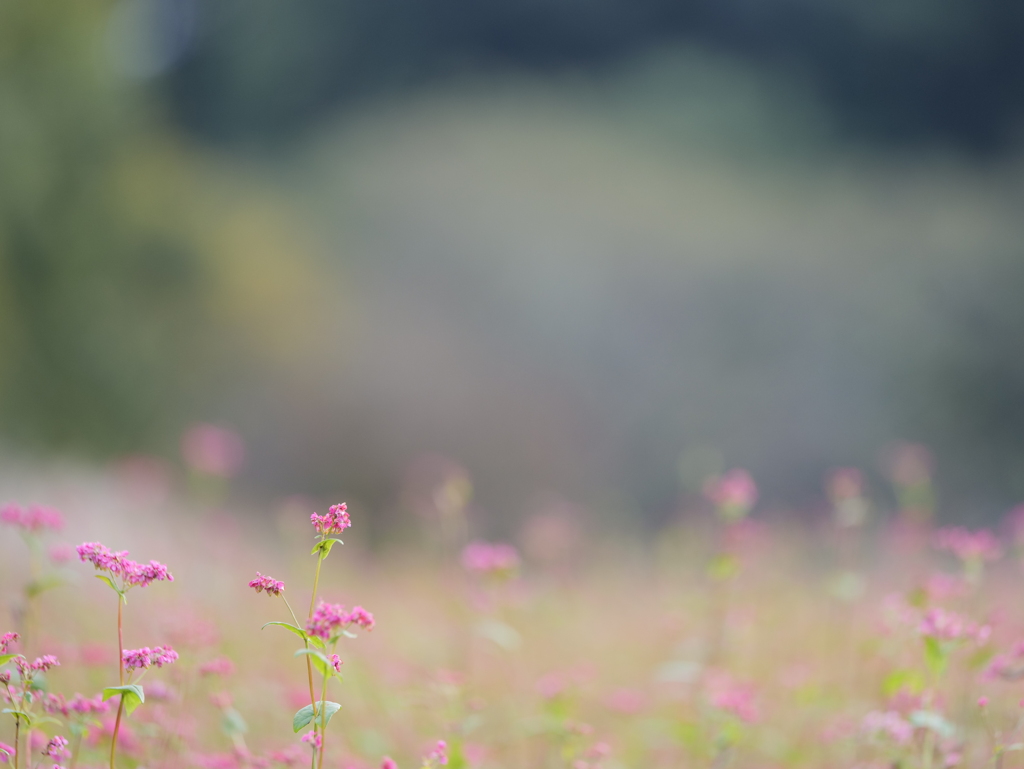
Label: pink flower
xmin=705 ymin=671 xmax=759 ymax=723
xmin=31 ymin=655 xmax=60 ymax=672
xmin=0 ymin=742 xmax=14 ymax=763
xmin=329 ymin=655 xmax=343 ymax=673
xmin=0 ymin=632 xmax=18 ymax=654
xmin=425 ymin=740 xmax=448 ymax=766
xmin=300 ymin=732 xmax=322 ymax=750
xmin=248 ymin=573 xmax=285 ymax=596
xmin=862 ymin=710 xmax=913 ymax=745
xmin=0 ymin=503 xmax=64 ymax=533
xmin=305 ymin=602 xmax=375 ymax=640
xmin=48 ymin=543 xmax=74 ymax=563
xmin=181 ymin=423 xmax=245 ymax=477
xmin=310 ymin=503 xmax=351 ymax=537
xmin=200 ymin=657 xmax=236 ymax=677
xmin=123 ymin=646 xmax=178 ymax=672
xmin=68 ymin=693 xmax=109 ymax=715
xmin=43 ymin=736 xmax=69 ymax=761
xmin=461 ymin=541 xmax=520 ymax=576
xmin=76 ymin=542 xmax=173 ymax=588
xmin=919 ymin=608 xmax=990 ymax=643
xmin=380 ymin=758 xmax=398 ymax=769
xmin=703 ymin=470 xmax=758 ymax=520
xmin=934 ymin=527 xmax=1003 ymax=563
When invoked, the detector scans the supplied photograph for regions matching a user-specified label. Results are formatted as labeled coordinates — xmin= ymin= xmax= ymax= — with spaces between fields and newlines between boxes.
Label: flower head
xmin=424 ymin=740 xmax=448 ymax=767
xmin=0 ymin=742 xmax=14 ymax=763
xmin=248 ymin=573 xmax=285 ymax=596
xmin=1 ymin=503 xmax=64 ymax=533
xmin=300 ymin=732 xmax=322 ymax=750
xmin=919 ymin=607 xmax=990 ymax=643
xmin=329 ymin=654 xmax=343 ymax=673
xmin=935 ymin=527 xmax=1003 ymax=563
xmin=461 ymin=541 xmax=520 ymax=577
xmin=0 ymin=632 xmax=19 ymax=654
xmin=31 ymin=655 xmax=60 ymax=672
xmin=862 ymin=710 xmax=913 ymax=745
xmin=43 ymin=736 xmax=69 ymax=761
xmin=76 ymin=542 xmax=173 ymax=587
xmin=703 ymin=470 xmax=758 ymax=521
xmin=310 ymin=503 xmax=351 ymax=537
xmin=123 ymin=646 xmax=178 ymax=673
xmin=306 ymin=601 xmax=375 ymax=640
xmin=381 ymin=758 xmax=398 ymax=769
xmin=199 ymin=657 xmax=236 ymax=677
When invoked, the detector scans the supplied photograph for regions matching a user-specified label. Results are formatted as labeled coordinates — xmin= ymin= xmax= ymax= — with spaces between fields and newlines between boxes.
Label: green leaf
xmin=0 ymin=654 xmax=22 ymax=667
xmin=103 ymin=684 xmax=145 ymax=716
xmin=311 ymin=538 xmax=344 ymax=557
xmin=292 ymin=701 xmax=341 ymax=732
xmin=262 ymin=622 xmax=307 ymax=641
xmin=923 ymin=637 xmax=948 ymax=680
xmin=2 ymin=709 xmax=31 ymax=724
xmin=307 ymin=635 xmax=326 ymax=651
xmin=295 ymin=649 xmax=331 ymax=678
xmin=222 ymin=708 xmax=248 ymax=735
xmin=26 ymin=573 xmax=66 ymax=598
xmin=882 ymin=669 xmax=924 ymax=698
xmin=708 ymin=553 xmax=739 ymax=582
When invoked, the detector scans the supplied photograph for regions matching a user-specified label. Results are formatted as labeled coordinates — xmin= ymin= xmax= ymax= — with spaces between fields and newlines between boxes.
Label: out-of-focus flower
xmin=48 ymin=543 xmax=74 ymax=563
xmin=461 ymin=541 xmax=520 ymax=577
xmin=300 ymin=732 xmax=322 ymax=750
xmin=919 ymin=608 xmax=990 ymax=643
xmin=603 ymin=689 xmax=646 ymax=715
xmin=0 ymin=632 xmax=18 ymax=654
xmin=181 ymin=423 xmax=245 ymax=477
xmin=862 ymin=710 xmax=913 ymax=745
xmin=0 ymin=742 xmax=13 ymax=763
xmin=705 ymin=670 xmax=759 ymax=723
xmin=380 ymin=758 xmax=398 ymax=769
xmin=311 ymin=503 xmax=351 ymax=537
xmin=200 ymin=657 xmax=236 ymax=677
xmin=43 ymin=736 xmax=70 ymax=761
xmin=30 ymin=655 xmax=60 ymax=672
xmin=0 ymin=503 xmax=64 ymax=532
xmin=704 ymin=470 xmax=757 ymax=522
xmin=424 ymin=740 xmax=448 ymax=766
xmin=827 ymin=468 xmax=869 ymax=527
xmin=306 ymin=602 xmax=375 ymax=640
xmin=329 ymin=655 xmax=343 ymax=673
xmin=934 ymin=527 xmax=1003 ymax=563
xmin=248 ymin=573 xmax=285 ymax=596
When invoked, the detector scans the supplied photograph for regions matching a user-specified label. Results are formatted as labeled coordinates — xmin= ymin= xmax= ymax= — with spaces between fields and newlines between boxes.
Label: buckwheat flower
xmin=0 ymin=503 xmax=64 ymax=532
xmin=0 ymin=671 xmax=9 ymax=685
xmin=300 ymin=732 xmax=322 ymax=750
xmin=125 ymin=560 xmax=174 ymax=587
xmin=68 ymin=693 xmax=109 ymax=715
xmin=344 ymin=606 xmax=375 ymax=631
xmin=200 ymin=657 xmax=236 ymax=677
xmin=380 ymin=758 xmax=398 ymax=769
xmin=43 ymin=736 xmax=70 ymax=761
xmin=249 ymin=572 xmax=285 ymax=596
xmin=306 ymin=601 xmax=346 ymax=640
xmin=428 ymin=740 xmax=448 ymax=766
xmin=919 ymin=607 xmax=990 ymax=643
xmin=329 ymin=655 xmax=343 ymax=673
xmin=935 ymin=527 xmax=1003 ymax=563
xmin=704 ymin=469 xmax=758 ymax=521
xmin=48 ymin=543 xmax=74 ymax=563
xmin=461 ymin=541 xmax=520 ymax=576
xmin=0 ymin=742 xmax=12 ymax=763
xmin=0 ymin=632 xmax=18 ymax=654
xmin=862 ymin=711 xmax=913 ymax=745
xmin=310 ymin=503 xmax=351 ymax=537
xmin=151 ymin=645 xmax=179 ymax=667
xmin=31 ymin=655 xmax=60 ymax=672
xmin=43 ymin=694 xmax=70 ymax=717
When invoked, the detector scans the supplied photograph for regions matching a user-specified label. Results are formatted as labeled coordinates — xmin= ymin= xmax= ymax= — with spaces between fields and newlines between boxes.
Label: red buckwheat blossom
xmin=310 ymin=503 xmax=351 ymax=537
xmin=248 ymin=572 xmax=285 ymax=596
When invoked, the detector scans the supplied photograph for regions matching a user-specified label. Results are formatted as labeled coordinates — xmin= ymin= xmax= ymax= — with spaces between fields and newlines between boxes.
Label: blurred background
xmin=2 ymin=0 xmax=1024 ymax=537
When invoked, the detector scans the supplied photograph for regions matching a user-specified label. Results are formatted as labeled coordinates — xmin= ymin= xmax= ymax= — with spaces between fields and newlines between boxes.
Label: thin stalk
xmin=110 ymin=594 xmax=125 ymax=769
xmin=317 ymin=669 xmax=329 ymax=769
xmin=283 ymin=594 xmax=317 ymax=711
xmin=70 ymin=730 xmax=82 ymax=769
xmin=14 ymin=716 xmax=20 ymax=769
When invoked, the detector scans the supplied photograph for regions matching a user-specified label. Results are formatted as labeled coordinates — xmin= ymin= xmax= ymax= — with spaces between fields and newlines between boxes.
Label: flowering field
xmin=3 ymin=456 xmax=1024 ymax=769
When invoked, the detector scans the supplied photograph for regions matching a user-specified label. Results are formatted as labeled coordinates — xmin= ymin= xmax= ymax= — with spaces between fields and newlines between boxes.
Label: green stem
xmin=283 ymin=594 xmax=318 ymax=712
xmin=110 ymin=589 xmax=126 ymax=769
xmin=109 ymin=696 xmax=125 ymax=769
xmin=13 ymin=715 xmax=20 ymax=769
xmin=318 ymin=669 xmax=328 ymax=769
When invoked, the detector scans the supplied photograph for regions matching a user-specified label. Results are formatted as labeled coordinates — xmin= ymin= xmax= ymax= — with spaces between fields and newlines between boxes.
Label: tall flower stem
xmin=110 ymin=595 xmax=125 ymax=769
xmin=307 ymin=555 xmax=325 ymax=759
xmin=282 ymin=594 xmax=317 ymax=711
xmin=13 ymin=715 xmax=20 ymax=769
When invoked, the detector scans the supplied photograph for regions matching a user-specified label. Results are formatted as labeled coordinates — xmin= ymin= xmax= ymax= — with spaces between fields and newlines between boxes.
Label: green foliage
xmin=102 ymin=684 xmax=145 ymax=715
xmin=292 ymin=701 xmax=340 ymax=733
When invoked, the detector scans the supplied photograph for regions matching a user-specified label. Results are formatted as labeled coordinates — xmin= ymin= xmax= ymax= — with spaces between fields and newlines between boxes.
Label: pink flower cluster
xmin=424 ymin=740 xmax=448 ymax=766
xmin=310 ymin=503 xmax=351 ymax=537
xmin=703 ymin=469 xmax=758 ymax=518
xmin=934 ymin=527 xmax=1003 ymax=563
xmin=305 ymin=602 xmax=375 ymax=640
xmin=919 ymin=607 xmax=991 ymax=643
xmin=43 ymin=736 xmax=70 ymax=761
xmin=329 ymin=654 xmax=342 ymax=673
xmin=983 ymin=641 xmax=1024 ymax=681
xmin=300 ymin=732 xmax=322 ymax=750
xmin=43 ymin=692 xmax=109 ymax=717
xmin=181 ymin=423 xmax=245 ymax=478
xmin=705 ymin=671 xmax=760 ymax=723
xmin=248 ymin=572 xmax=285 ymax=596
xmin=0 ymin=632 xmax=18 ymax=654
xmin=0 ymin=742 xmax=13 ymax=762
xmin=199 ymin=657 xmax=235 ymax=677
xmin=76 ymin=542 xmax=174 ymax=587
xmin=0 ymin=503 xmax=64 ymax=532
xmin=861 ymin=710 xmax=913 ymax=745
xmin=123 ymin=646 xmax=179 ymax=673
xmin=461 ymin=541 xmax=520 ymax=576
